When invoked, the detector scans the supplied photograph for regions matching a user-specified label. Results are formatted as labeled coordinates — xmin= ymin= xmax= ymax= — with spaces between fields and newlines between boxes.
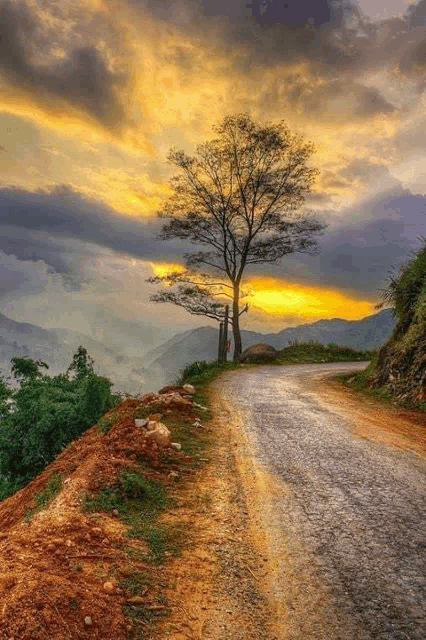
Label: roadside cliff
xmin=370 ymin=243 xmax=426 ymax=407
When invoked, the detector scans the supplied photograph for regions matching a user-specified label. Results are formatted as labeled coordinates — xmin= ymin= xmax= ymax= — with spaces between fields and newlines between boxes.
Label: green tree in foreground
xmin=0 ymin=347 xmax=119 ymax=501
xmin=148 ymin=113 xmax=326 ymax=360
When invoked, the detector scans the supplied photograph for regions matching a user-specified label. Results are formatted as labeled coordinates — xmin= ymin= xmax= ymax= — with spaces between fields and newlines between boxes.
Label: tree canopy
xmin=0 ymin=348 xmax=119 ymax=501
xmin=149 ymin=113 xmax=326 ymax=359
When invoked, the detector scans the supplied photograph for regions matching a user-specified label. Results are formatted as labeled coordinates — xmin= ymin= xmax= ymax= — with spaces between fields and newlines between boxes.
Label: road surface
xmin=210 ymin=362 xmax=426 ymax=640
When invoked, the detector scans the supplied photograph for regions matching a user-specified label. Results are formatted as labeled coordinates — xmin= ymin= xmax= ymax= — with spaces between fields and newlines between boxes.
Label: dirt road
xmin=208 ymin=362 xmax=426 ymax=640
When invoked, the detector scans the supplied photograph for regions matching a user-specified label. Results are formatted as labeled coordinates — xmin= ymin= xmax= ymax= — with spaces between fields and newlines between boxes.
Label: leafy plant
xmin=0 ymin=348 xmax=119 ymax=501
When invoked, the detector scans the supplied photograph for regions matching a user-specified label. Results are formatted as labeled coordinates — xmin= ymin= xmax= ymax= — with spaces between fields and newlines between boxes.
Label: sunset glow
xmin=1 ymin=0 xmax=424 ymax=337
xmin=245 ymin=278 xmax=375 ymax=320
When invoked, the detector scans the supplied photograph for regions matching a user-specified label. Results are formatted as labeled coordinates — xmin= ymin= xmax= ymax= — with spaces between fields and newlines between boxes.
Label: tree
xmin=0 ymin=348 xmax=119 ymax=501
xmin=148 ymin=113 xmax=326 ymax=360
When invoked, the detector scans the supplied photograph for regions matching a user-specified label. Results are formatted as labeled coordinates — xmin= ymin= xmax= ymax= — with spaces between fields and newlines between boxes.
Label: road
xmin=210 ymin=362 xmax=426 ymax=640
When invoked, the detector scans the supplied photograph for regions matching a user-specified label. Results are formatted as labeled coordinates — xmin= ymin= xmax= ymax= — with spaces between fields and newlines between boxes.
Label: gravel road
xmin=212 ymin=363 xmax=426 ymax=640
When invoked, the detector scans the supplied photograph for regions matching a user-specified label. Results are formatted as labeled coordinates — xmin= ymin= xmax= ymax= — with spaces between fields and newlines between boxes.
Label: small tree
xmin=148 ymin=113 xmax=326 ymax=360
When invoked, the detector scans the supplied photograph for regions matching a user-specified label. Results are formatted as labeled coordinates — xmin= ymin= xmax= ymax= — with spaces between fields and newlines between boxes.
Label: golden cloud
xmin=245 ymin=277 xmax=375 ymax=321
xmin=148 ymin=264 xmax=375 ymax=321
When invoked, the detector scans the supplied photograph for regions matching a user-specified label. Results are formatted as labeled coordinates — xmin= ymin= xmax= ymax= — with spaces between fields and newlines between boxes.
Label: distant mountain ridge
xmin=0 ymin=309 xmax=395 ymax=395
xmin=143 ymin=309 xmax=396 ymax=390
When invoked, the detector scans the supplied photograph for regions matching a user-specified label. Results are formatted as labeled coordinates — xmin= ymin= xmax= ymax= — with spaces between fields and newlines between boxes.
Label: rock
xmin=170 ymin=442 xmax=182 ymax=451
xmin=103 ymin=580 xmax=116 ymax=593
xmin=239 ymin=343 xmax=278 ymax=363
xmin=183 ymin=383 xmax=195 ymax=394
xmin=112 ymin=509 xmax=119 ymax=516
xmin=135 ymin=418 xmax=148 ymax=428
xmin=148 ymin=413 xmax=162 ymax=422
xmin=158 ymin=384 xmax=192 ymax=396
xmin=193 ymin=402 xmax=208 ymax=411
xmin=142 ymin=391 xmax=193 ymax=409
xmin=84 ymin=616 xmax=92 ymax=627
xmin=145 ymin=422 xmax=171 ymax=447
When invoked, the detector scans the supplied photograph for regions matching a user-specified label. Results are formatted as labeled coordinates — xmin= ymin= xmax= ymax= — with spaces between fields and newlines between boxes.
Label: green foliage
xmin=0 ymin=348 xmax=119 ymax=501
xmin=24 ymin=472 xmax=63 ymax=521
xmin=177 ymin=360 xmax=240 ymax=386
xmin=11 ymin=357 xmax=49 ymax=382
xmin=83 ymin=469 xmax=181 ymax=564
xmin=84 ymin=470 xmax=168 ymax=516
xmin=380 ymin=241 xmax=426 ymax=336
xmin=97 ymin=415 xmax=117 ymax=435
xmin=278 ymin=341 xmax=376 ymax=364
xmin=35 ymin=472 xmax=63 ymax=508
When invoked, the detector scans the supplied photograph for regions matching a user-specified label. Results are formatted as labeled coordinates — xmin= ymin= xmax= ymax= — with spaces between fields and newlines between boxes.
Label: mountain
xmin=0 ymin=312 xmax=148 ymax=394
xmin=143 ymin=309 xmax=396 ymax=390
xmin=0 ymin=309 xmax=396 ymax=395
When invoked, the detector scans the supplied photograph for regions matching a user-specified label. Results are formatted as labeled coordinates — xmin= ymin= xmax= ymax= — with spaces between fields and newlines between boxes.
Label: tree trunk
xmin=232 ymin=283 xmax=242 ymax=361
xmin=218 ymin=322 xmax=224 ymax=362
xmin=223 ymin=305 xmax=229 ymax=363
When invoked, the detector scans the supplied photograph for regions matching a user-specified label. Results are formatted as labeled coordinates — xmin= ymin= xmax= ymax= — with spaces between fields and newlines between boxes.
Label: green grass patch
xmin=335 ymin=353 xmax=425 ymax=411
xmin=133 ymin=403 xmax=168 ymax=420
xmin=277 ymin=341 xmax=376 ymax=365
xmin=120 ymin=570 xmax=152 ymax=595
xmin=97 ymin=415 xmax=119 ymax=435
xmin=176 ymin=345 xmax=376 ymax=389
xmin=83 ymin=468 xmax=186 ymax=564
xmin=24 ymin=472 xmax=63 ymax=521
xmin=177 ymin=360 xmax=241 ymax=388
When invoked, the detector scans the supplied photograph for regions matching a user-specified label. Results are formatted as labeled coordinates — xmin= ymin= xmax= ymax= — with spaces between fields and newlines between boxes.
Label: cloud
xmin=247 ymin=188 xmax=426 ymax=298
xmin=0 ymin=1 xmax=127 ymax=131
xmin=0 ymin=184 xmax=192 ymax=271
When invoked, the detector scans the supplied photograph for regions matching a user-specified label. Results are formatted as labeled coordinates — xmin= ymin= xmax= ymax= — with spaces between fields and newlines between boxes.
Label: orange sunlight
xmin=245 ymin=277 xmax=375 ymax=321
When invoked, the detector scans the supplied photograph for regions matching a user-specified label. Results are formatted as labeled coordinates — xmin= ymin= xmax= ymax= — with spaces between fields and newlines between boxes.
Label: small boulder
xmin=182 ymin=383 xmax=195 ymax=395
xmin=135 ymin=418 xmax=148 ymax=428
xmin=158 ymin=385 xmax=192 ymax=396
xmin=170 ymin=442 xmax=182 ymax=451
xmin=103 ymin=580 xmax=116 ymax=593
xmin=145 ymin=422 xmax=171 ymax=447
xmin=239 ymin=343 xmax=278 ymax=363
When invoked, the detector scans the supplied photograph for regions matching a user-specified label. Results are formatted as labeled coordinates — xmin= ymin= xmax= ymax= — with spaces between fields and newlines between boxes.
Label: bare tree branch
xmin=147 ymin=113 xmax=327 ymax=359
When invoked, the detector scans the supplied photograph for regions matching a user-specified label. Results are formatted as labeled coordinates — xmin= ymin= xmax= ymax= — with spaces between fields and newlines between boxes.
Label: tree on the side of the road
xmin=148 ymin=113 xmax=326 ymax=360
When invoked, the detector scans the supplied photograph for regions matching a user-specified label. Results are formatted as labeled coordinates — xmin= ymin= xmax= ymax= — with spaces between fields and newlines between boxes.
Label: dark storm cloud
xmin=0 ymin=184 xmax=424 ymax=302
xmin=253 ymin=188 xmax=426 ymax=297
xmin=0 ymin=1 xmax=126 ymax=130
xmin=0 ymin=184 xmax=191 ymax=272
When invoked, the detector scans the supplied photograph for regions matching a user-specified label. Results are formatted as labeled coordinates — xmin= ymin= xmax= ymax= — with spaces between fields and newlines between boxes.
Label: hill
xmin=368 ymin=244 xmax=426 ymax=407
xmin=0 ymin=312 xmax=149 ymax=394
xmin=143 ymin=309 xmax=395 ymax=390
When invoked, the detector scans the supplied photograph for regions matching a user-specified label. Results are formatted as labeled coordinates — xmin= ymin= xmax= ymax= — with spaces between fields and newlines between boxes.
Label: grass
xmin=337 ymin=357 xmax=426 ymax=413
xmin=83 ymin=469 xmax=186 ymax=564
xmin=176 ymin=343 xmax=376 ymax=389
xmin=97 ymin=415 xmax=119 ymax=435
xmin=24 ymin=472 xmax=63 ymax=522
xmin=277 ymin=341 xmax=376 ymax=364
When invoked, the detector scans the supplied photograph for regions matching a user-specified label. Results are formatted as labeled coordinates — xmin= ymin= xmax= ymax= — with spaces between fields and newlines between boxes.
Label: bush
xmin=0 ymin=347 xmax=119 ymax=500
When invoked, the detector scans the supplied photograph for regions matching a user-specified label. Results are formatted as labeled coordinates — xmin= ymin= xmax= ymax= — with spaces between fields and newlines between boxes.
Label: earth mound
xmin=239 ymin=343 xmax=278 ymax=363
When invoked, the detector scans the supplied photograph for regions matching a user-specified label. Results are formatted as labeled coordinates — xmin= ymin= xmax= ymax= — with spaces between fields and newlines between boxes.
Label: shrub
xmin=0 ymin=348 xmax=119 ymax=500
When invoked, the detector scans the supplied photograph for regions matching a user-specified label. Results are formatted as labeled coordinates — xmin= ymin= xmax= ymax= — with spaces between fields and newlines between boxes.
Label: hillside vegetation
xmin=0 ymin=347 xmax=119 ymax=500
xmin=176 ymin=342 xmax=375 ymax=388
xmin=347 ymin=243 xmax=426 ymax=409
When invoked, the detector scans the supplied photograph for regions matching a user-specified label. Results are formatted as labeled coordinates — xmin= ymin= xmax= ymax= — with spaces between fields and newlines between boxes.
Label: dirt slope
xmin=0 ymin=396 xmax=194 ymax=640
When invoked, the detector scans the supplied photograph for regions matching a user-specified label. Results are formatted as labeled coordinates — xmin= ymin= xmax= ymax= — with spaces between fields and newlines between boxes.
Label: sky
xmin=0 ymin=0 xmax=425 ymax=343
